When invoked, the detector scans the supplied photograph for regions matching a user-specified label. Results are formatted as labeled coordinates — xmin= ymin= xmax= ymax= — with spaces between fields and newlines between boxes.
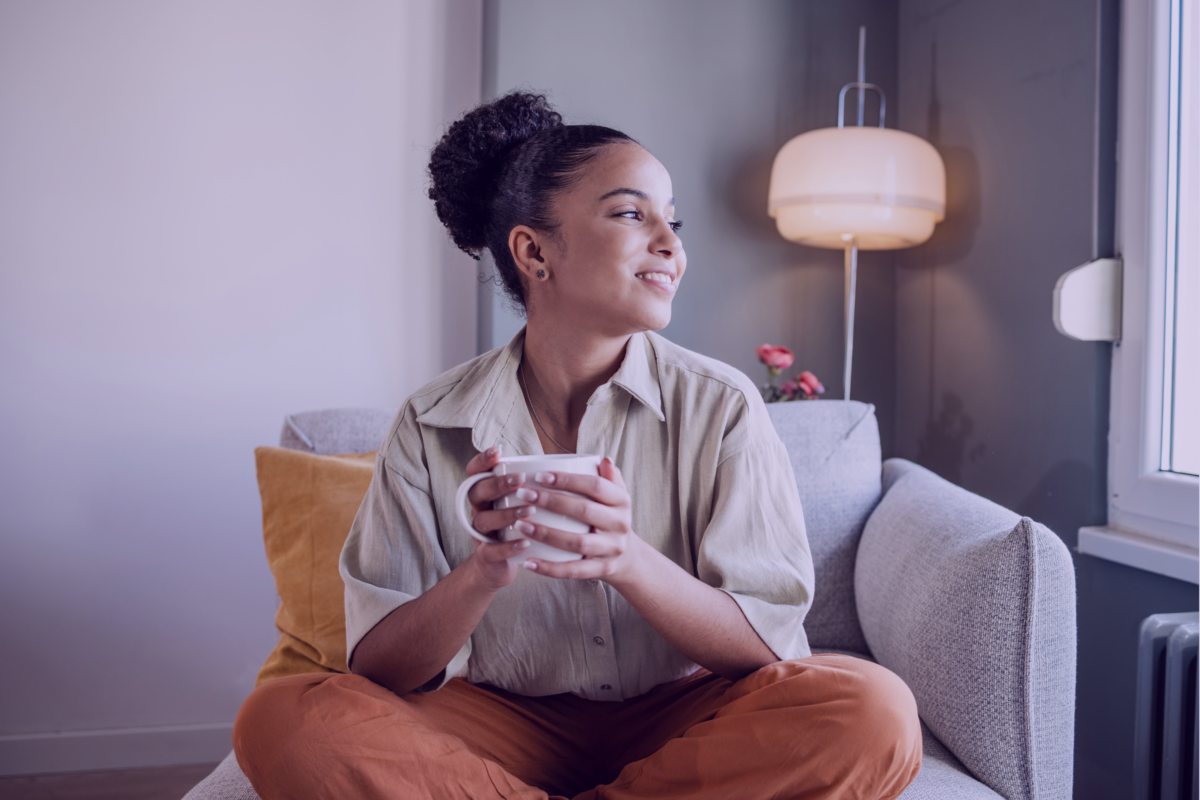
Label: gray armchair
xmin=186 ymin=401 xmax=1076 ymax=800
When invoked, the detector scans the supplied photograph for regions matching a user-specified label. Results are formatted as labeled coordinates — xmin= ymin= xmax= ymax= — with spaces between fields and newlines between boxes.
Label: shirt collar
xmin=606 ymin=331 xmax=665 ymax=422
xmin=415 ymin=328 xmax=666 ymax=452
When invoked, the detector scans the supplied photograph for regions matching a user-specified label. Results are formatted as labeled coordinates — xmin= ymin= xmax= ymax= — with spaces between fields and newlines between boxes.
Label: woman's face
xmin=530 ymin=143 xmax=686 ymax=335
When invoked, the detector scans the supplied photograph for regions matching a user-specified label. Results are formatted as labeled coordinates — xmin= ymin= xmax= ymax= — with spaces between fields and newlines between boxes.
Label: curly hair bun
xmin=428 ymin=92 xmax=563 ymax=258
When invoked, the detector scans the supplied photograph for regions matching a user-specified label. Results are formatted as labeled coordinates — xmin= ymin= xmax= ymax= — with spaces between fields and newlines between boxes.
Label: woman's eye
xmin=614 ymin=210 xmax=681 ymax=233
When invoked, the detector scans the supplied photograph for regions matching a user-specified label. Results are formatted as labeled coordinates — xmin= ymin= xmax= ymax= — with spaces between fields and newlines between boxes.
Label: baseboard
xmin=0 ymin=722 xmax=232 ymax=776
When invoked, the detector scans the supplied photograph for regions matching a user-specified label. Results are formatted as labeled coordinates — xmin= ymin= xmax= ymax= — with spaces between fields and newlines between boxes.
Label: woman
xmin=234 ymin=92 xmax=921 ymax=799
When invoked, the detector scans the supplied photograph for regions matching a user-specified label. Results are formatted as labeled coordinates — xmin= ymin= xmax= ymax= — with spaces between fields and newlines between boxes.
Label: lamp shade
xmin=767 ymin=126 xmax=946 ymax=250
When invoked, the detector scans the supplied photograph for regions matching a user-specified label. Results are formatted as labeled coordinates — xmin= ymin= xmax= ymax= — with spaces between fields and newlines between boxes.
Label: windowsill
xmin=1078 ymin=525 xmax=1199 ymax=584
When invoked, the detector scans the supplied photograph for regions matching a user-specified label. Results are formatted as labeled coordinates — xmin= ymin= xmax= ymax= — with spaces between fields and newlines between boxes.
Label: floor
xmin=0 ymin=763 xmax=218 ymax=800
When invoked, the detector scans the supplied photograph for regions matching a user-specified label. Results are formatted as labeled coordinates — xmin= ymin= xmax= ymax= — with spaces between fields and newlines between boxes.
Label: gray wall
xmin=894 ymin=1 xmax=1198 ymax=798
xmin=481 ymin=0 xmax=900 ymax=455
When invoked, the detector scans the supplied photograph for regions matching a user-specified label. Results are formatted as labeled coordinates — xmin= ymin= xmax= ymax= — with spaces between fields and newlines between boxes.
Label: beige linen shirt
xmin=340 ymin=330 xmax=814 ymax=701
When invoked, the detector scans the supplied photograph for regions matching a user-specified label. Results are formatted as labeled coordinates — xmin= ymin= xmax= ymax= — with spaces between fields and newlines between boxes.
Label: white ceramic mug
xmin=455 ymin=453 xmax=604 ymax=562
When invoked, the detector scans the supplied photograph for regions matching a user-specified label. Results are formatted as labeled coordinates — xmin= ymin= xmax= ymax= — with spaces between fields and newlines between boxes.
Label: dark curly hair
xmin=427 ymin=91 xmax=635 ymax=309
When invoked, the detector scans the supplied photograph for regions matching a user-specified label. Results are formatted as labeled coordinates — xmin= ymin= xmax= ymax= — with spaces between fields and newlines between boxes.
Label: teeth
xmin=638 ymin=272 xmax=674 ymax=284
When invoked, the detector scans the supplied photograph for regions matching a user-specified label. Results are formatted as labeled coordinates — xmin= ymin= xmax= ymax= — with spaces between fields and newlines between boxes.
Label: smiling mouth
xmin=636 ymin=271 xmax=677 ymax=292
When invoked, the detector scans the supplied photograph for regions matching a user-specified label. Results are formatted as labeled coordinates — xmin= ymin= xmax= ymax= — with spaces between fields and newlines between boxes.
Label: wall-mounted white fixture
xmin=768 ymin=26 xmax=946 ymax=400
xmin=1052 ymin=258 xmax=1123 ymax=341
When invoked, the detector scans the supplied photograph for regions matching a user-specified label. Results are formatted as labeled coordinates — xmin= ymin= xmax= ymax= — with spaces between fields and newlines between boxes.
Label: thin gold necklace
xmin=519 ymin=362 xmax=575 ymax=454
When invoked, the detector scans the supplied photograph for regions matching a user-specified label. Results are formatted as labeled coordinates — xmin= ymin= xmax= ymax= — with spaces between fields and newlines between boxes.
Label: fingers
xmin=524 ymin=557 xmax=608 ymax=580
xmin=511 ymin=486 xmax=630 ymax=533
xmin=467 ymin=471 xmax=528 ymax=508
xmin=598 ymin=457 xmax=626 ymax=490
xmin=474 ymin=536 xmax=531 ymax=563
xmin=530 ymin=466 xmax=627 ymax=506
xmin=512 ymin=519 xmax=623 ymax=559
xmin=471 ymin=504 xmax=535 ymax=537
xmin=465 ymin=445 xmax=502 ymax=477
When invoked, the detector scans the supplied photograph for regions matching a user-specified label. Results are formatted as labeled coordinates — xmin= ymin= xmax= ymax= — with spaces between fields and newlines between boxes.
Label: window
xmin=1162 ymin=0 xmax=1198 ymax=477
xmin=1079 ymin=0 xmax=1200 ymax=583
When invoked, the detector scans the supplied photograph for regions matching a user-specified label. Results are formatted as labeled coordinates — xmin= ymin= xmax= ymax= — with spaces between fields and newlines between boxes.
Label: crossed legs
xmin=233 ymin=654 xmax=921 ymax=800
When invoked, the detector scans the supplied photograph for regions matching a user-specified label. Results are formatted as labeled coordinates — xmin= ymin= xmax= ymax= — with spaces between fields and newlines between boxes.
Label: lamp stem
xmin=843 ymin=238 xmax=858 ymax=401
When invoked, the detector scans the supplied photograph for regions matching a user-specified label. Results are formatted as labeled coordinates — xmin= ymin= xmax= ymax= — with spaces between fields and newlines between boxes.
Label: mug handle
xmin=455 ymin=470 xmax=499 ymax=545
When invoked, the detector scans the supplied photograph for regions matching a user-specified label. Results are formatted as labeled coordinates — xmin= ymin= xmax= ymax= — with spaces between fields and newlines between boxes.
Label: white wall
xmin=0 ymin=0 xmax=480 ymax=774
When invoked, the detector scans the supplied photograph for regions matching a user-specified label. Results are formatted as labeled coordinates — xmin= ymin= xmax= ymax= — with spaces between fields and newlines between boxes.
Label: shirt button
xmin=601 ymin=684 xmax=612 ymax=691
xmin=593 ymin=636 xmax=605 ymax=646
xmin=588 ymin=579 xmax=599 ymax=588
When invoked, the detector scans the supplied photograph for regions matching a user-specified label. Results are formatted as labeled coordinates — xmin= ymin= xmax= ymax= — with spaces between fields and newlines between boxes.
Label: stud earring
xmin=536 ymin=269 xmax=546 ymax=279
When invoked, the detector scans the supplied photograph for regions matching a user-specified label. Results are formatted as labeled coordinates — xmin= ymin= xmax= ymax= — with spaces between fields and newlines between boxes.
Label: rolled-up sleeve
xmin=338 ymin=411 xmax=471 ymax=688
xmin=696 ymin=429 xmax=814 ymax=662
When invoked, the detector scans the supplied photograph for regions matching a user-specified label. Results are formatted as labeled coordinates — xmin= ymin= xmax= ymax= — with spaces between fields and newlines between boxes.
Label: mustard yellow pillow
xmin=253 ymin=446 xmax=376 ymax=687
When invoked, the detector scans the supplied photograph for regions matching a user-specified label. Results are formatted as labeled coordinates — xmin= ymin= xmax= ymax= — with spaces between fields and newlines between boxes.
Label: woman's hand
xmin=475 ymin=453 xmax=779 ymax=680
xmin=463 ymin=446 xmax=535 ymax=589
xmin=514 ymin=458 xmax=646 ymax=586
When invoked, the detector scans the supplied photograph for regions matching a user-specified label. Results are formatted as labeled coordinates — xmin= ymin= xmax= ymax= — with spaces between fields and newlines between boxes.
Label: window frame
xmin=1081 ymin=0 xmax=1199 ymax=583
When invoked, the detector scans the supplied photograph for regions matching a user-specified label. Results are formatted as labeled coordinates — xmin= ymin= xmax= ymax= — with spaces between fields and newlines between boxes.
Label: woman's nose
xmin=654 ymin=221 xmax=682 ymax=258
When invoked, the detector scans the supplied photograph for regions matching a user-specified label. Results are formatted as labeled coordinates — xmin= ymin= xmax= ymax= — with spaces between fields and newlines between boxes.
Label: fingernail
xmin=516 ymin=488 xmax=538 ymax=502
xmin=514 ymin=539 xmax=530 ymax=550
xmin=534 ymin=471 xmax=555 ymax=485
xmin=515 ymin=520 xmax=535 ymax=535
xmin=515 ymin=506 xmax=535 ymax=519
xmin=505 ymin=473 xmax=525 ymax=487
xmin=485 ymin=446 xmax=498 ymax=457
xmin=523 ymin=561 xmax=538 ymax=571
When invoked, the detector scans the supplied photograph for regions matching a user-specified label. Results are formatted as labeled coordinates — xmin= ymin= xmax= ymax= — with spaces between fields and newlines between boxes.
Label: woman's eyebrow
xmin=598 ymin=188 xmax=675 ymax=205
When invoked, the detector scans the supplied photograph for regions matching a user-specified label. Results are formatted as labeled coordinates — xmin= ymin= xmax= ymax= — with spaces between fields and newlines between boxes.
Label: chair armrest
xmin=856 ymin=459 xmax=1076 ymax=800
xmin=182 ymin=750 xmax=260 ymax=799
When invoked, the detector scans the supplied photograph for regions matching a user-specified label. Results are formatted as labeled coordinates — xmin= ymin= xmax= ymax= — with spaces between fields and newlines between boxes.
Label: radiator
xmin=1135 ymin=612 xmax=1199 ymax=800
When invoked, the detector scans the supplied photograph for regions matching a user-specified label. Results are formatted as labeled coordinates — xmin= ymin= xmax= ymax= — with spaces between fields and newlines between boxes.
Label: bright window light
xmin=1164 ymin=0 xmax=1198 ymax=476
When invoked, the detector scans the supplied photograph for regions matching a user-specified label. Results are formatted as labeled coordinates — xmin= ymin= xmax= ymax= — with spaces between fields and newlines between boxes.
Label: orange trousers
xmin=233 ymin=654 xmax=921 ymax=800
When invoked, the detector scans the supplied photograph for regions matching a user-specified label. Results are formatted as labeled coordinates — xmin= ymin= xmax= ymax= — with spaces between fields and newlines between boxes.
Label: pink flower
xmin=756 ymin=344 xmax=794 ymax=375
xmin=780 ymin=380 xmax=800 ymax=398
xmin=796 ymin=371 xmax=825 ymax=398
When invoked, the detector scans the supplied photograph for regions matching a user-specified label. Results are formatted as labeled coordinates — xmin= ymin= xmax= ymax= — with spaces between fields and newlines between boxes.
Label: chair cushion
xmin=899 ymin=725 xmax=1004 ymax=799
xmin=810 ymin=648 xmax=1004 ymax=799
xmin=856 ymin=459 xmax=1076 ymax=800
xmin=766 ymin=400 xmax=881 ymax=653
xmin=253 ymin=446 xmax=375 ymax=685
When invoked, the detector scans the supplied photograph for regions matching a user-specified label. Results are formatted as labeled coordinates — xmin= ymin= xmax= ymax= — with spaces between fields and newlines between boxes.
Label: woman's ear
xmin=509 ymin=226 xmax=550 ymax=283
